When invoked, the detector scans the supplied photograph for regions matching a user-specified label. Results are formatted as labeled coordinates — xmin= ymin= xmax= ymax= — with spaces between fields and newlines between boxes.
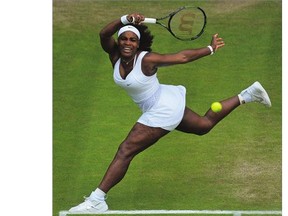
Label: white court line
xmin=59 ymin=210 xmax=282 ymax=216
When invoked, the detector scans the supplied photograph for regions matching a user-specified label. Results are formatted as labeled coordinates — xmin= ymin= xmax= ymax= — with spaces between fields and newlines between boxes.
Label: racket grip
xmin=143 ymin=18 xmax=157 ymax=24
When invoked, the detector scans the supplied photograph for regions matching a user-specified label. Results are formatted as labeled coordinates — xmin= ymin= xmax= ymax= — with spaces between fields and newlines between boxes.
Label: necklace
xmin=121 ymin=56 xmax=135 ymax=65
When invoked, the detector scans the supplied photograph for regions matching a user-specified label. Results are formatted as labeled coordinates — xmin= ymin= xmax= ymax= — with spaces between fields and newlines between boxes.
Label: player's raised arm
xmin=99 ymin=19 xmax=122 ymax=54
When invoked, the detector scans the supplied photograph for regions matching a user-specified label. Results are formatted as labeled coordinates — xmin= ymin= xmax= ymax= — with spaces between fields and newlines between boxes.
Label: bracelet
xmin=207 ymin=45 xmax=214 ymax=55
xmin=121 ymin=15 xmax=130 ymax=25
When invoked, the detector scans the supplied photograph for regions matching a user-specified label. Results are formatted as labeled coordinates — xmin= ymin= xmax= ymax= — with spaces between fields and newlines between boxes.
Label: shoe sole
xmin=69 ymin=203 xmax=108 ymax=213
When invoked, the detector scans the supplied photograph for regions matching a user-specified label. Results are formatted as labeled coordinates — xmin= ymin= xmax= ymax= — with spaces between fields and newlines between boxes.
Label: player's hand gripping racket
xmin=142 ymin=6 xmax=207 ymax=41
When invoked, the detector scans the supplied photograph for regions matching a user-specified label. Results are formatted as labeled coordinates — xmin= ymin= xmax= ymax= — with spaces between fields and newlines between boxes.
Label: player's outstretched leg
xmin=68 ymin=123 xmax=169 ymax=213
xmin=176 ymin=81 xmax=271 ymax=135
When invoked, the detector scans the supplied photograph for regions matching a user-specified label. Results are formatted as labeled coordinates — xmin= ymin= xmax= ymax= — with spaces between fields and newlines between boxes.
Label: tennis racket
xmin=142 ymin=6 xmax=207 ymax=41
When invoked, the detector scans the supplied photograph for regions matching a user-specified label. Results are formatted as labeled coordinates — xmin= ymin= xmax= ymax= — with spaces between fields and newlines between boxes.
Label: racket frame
xmin=143 ymin=6 xmax=207 ymax=41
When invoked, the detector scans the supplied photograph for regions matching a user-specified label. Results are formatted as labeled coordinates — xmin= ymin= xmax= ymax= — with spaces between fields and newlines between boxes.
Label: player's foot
xmin=240 ymin=81 xmax=272 ymax=107
xmin=69 ymin=194 xmax=108 ymax=213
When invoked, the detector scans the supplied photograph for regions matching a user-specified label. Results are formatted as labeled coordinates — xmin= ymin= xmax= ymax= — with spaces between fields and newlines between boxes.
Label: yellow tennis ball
xmin=211 ymin=102 xmax=222 ymax=113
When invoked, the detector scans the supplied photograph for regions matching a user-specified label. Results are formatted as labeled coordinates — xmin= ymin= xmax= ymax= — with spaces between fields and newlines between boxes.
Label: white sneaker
xmin=69 ymin=196 xmax=108 ymax=213
xmin=240 ymin=81 xmax=272 ymax=107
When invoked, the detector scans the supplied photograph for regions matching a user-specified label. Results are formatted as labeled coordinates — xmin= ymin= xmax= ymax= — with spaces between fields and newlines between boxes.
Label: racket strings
xmin=169 ymin=8 xmax=206 ymax=40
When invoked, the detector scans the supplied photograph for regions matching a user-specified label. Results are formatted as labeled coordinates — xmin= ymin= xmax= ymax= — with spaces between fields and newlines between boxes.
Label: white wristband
xmin=207 ymin=45 xmax=214 ymax=55
xmin=121 ymin=15 xmax=130 ymax=25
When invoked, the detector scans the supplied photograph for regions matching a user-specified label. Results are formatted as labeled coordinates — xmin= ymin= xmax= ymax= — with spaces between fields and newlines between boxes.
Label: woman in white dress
xmin=69 ymin=13 xmax=271 ymax=213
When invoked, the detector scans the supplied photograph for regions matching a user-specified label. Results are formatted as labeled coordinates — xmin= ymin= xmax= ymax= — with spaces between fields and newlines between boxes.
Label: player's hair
xmin=133 ymin=24 xmax=154 ymax=52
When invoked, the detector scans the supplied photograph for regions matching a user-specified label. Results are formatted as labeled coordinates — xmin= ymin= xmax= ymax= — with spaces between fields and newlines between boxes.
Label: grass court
xmin=53 ymin=0 xmax=282 ymax=215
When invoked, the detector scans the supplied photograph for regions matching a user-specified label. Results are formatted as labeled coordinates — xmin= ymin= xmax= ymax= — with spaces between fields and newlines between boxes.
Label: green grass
xmin=53 ymin=0 xmax=282 ymax=216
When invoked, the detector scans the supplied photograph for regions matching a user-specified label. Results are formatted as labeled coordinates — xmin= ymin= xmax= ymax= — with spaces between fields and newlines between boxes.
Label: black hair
xmin=132 ymin=24 xmax=154 ymax=52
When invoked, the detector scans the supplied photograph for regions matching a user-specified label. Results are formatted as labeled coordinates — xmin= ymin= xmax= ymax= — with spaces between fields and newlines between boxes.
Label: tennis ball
xmin=211 ymin=102 xmax=222 ymax=113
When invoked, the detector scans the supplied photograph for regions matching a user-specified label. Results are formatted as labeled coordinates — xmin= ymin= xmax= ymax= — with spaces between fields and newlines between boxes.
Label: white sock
xmin=238 ymin=85 xmax=253 ymax=105
xmin=238 ymin=94 xmax=245 ymax=105
xmin=90 ymin=188 xmax=106 ymax=201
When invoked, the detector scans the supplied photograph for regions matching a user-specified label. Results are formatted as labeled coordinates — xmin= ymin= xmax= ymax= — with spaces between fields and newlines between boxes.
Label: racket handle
xmin=143 ymin=18 xmax=157 ymax=24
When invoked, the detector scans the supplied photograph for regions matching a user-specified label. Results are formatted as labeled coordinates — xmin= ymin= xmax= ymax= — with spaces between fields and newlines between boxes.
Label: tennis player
xmin=69 ymin=13 xmax=271 ymax=213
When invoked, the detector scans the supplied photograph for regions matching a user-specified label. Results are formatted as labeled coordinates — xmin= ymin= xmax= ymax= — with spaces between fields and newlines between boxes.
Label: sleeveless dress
xmin=113 ymin=51 xmax=186 ymax=131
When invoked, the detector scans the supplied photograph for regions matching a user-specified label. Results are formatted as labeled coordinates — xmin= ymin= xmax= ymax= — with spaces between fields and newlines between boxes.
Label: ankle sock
xmin=238 ymin=85 xmax=253 ymax=105
xmin=90 ymin=188 xmax=106 ymax=201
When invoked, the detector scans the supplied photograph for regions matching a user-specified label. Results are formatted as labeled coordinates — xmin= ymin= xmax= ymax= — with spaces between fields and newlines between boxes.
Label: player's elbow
xmin=99 ymin=28 xmax=111 ymax=40
xmin=178 ymin=51 xmax=198 ymax=64
xmin=99 ymin=30 xmax=106 ymax=39
xmin=178 ymin=53 xmax=191 ymax=64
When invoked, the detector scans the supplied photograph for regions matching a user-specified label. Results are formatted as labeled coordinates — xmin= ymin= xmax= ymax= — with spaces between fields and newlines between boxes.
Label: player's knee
xmin=116 ymin=140 xmax=137 ymax=161
xmin=194 ymin=121 xmax=213 ymax=136
xmin=195 ymin=127 xmax=211 ymax=136
xmin=200 ymin=118 xmax=216 ymax=135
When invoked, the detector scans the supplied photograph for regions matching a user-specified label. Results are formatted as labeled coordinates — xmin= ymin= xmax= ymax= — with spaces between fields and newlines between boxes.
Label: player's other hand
xmin=210 ymin=33 xmax=225 ymax=52
xmin=127 ymin=13 xmax=145 ymax=25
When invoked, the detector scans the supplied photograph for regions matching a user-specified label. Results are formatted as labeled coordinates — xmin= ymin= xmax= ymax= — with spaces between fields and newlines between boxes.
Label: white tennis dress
xmin=113 ymin=51 xmax=186 ymax=131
